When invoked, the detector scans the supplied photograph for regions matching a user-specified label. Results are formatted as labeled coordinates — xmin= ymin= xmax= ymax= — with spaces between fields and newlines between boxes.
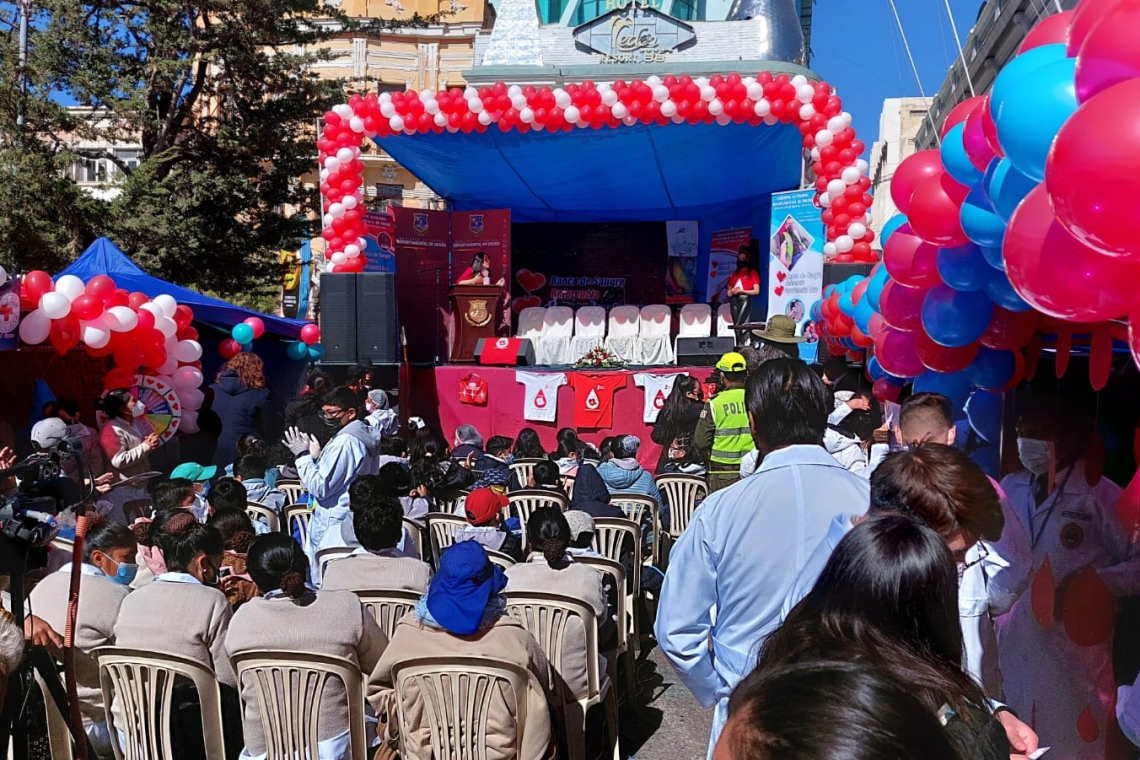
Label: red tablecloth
xmin=409 ymin=365 xmax=716 ymax=469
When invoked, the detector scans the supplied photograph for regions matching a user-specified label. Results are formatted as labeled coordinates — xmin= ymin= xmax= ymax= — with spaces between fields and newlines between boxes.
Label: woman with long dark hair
xmin=512 ymin=427 xmax=548 ymax=461
xmin=759 ymin=515 xmax=1008 ymax=759
xmin=455 ymin=251 xmax=505 ymax=287
xmin=650 ymin=375 xmax=704 ymax=474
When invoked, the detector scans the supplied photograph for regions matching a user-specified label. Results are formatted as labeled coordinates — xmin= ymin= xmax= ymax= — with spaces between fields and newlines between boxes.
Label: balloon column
xmin=317 ymin=72 xmax=877 ymax=266
xmin=18 ymin=272 xmax=209 ymax=432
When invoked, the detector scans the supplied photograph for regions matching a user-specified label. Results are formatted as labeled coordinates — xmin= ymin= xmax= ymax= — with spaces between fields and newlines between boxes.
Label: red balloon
xmin=890 ymin=150 xmax=944 ymax=216
xmin=300 ymin=323 xmax=321 ymax=345
xmin=173 ymin=304 xmax=194 ymax=330
xmin=219 ymin=338 xmax=242 ymax=360
xmin=915 ymin=330 xmax=979 ymax=373
xmin=104 ymin=368 xmax=136 ymax=391
xmin=1075 ymin=4 xmax=1140 ymax=102
xmin=107 ymin=289 xmax=131 ymax=308
xmin=850 ymin=326 xmax=874 ymax=348
xmin=867 ymin=312 xmax=886 ymax=340
xmin=22 ymin=270 xmax=53 ymax=309
xmin=141 ymin=346 xmax=166 ymax=369
xmin=883 ymin=224 xmax=943 ymax=289
xmin=939 ymin=95 xmax=985 ymax=138
xmin=1018 ymin=10 xmax=1074 ymax=53
xmin=879 ymin=280 xmax=929 ymax=332
xmin=49 ymin=317 xmax=80 ymax=356
xmin=243 ymin=316 xmax=266 ymax=339
xmin=128 ymin=292 xmax=149 ymax=310
xmin=70 ymin=294 xmax=104 ymax=322
xmin=907 ymin=172 xmax=971 ymax=247
xmin=135 ymin=309 xmax=156 ymax=332
xmin=961 ymin=100 xmax=997 ymax=171
xmin=176 ymin=327 xmax=199 ymax=342
xmin=85 ymin=275 xmax=116 ymax=301
xmin=873 ymin=377 xmax=903 ymax=404
xmin=114 ymin=344 xmax=143 ymax=371
xmin=981 ymin=307 xmax=1040 ymax=350
xmin=1005 ymin=183 xmax=1140 ymax=321
xmin=1067 ymin=0 xmax=1133 ymax=56
xmin=875 ymin=325 xmax=925 ymax=378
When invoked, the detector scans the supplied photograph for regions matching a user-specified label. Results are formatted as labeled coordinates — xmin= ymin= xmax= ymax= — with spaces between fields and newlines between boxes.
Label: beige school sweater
xmin=113 ymin=575 xmax=236 ymax=688
xmin=226 ymin=590 xmax=388 ymax=757
xmin=28 ymin=566 xmax=130 ymax=723
xmin=320 ymin=549 xmax=432 ymax=595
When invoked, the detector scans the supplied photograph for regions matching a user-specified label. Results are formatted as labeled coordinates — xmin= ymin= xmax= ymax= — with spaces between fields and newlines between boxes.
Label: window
xmin=670 ymin=0 xmax=696 ymax=21
xmin=116 ymin=149 xmax=141 ymax=173
xmin=570 ymin=0 xmax=600 ymax=25
xmin=538 ymin=0 xmax=568 ymax=24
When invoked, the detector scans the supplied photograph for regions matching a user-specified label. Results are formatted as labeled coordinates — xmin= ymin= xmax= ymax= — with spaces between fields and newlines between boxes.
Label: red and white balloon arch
xmin=317 ymin=71 xmax=878 ymax=272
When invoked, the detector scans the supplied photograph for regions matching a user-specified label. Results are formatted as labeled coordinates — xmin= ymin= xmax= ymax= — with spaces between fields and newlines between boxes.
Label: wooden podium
xmin=448 ymin=285 xmax=503 ymax=363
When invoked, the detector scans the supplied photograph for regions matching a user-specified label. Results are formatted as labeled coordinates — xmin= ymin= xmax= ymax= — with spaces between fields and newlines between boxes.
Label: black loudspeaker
xmin=356 ymin=273 xmax=399 ymax=365
xmin=475 ymin=337 xmax=536 ymax=367
xmin=319 ymin=274 xmax=357 ymax=363
xmin=676 ymin=336 xmax=736 ymax=366
xmin=823 ymin=262 xmax=874 ymax=288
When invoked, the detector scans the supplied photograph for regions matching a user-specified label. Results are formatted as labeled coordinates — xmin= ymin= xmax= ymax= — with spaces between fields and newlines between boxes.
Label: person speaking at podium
xmin=456 ymin=251 xmax=505 ymax=287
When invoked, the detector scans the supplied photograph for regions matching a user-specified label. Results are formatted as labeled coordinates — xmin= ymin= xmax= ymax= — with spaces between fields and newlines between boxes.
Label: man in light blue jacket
xmin=655 ymin=359 xmax=869 ymax=758
xmin=596 ymin=435 xmax=666 ymax=527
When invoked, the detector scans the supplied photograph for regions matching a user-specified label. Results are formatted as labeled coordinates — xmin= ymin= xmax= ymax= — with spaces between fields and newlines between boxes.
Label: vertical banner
xmin=665 ymin=221 xmax=698 ymax=304
xmin=768 ymin=189 xmax=825 ymax=363
xmin=452 ymin=210 xmax=512 ymax=334
xmin=707 ymin=228 xmax=752 ymax=304
xmin=0 ymin=277 xmax=20 ymax=351
xmin=279 ymin=248 xmax=302 ymax=319
xmin=394 ymin=208 xmax=451 ymax=363
xmin=362 ymin=210 xmax=396 ymax=273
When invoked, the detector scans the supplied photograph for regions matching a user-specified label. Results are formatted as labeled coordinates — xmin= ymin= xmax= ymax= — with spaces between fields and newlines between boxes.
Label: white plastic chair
xmin=231 ymin=650 xmax=368 ymax=760
xmin=504 ymin=593 xmax=620 ymax=760
xmin=716 ymin=303 xmax=735 ymax=339
xmin=608 ymin=494 xmax=656 ymax=529
xmin=487 ymin=549 xmax=517 ymax=571
xmin=516 ymin=306 xmax=545 ymax=343
xmin=508 ymin=458 xmax=545 ymax=490
xmin=276 ymin=481 xmax=307 ymax=504
xmin=507 ymin=490 xmax=570 ymax=540
xmin=636 ymin=304 xmax=674 ymax=365
xmin=402 ymin=517 xmax=425 ymax=560
xmin=655 ymin=474 xmax=708 ymax=544
xmin=315 ymin=545 xmax=355 ymax=580
xmin=540 ymin=306 xmax=574 ymax=366
xmin=603 ymin=306 xmax=640 ymax=364
xmin=676 ymin=304 xmax=712 ymax=357
xmin=283 ymin=504 xmax=312 ymax=546
xmin=353 ymin=588 xmax=420 ymax=640
xmin=424 ymin=512 xmax=469 ymax=568
xmin=591 ymin=518 xmax=644 ymax=653
xmin=570 ymin=306 xmax=607 ymax=362
xmin=391 ymin=656 xmax=533 ymax=759
xmin=575 ymin=555 xmax=635 ymax=697
xmin=246 ymin=503 xmax=281 ymax=533
xmin=95 ymin=646 xmax=227 ymax=760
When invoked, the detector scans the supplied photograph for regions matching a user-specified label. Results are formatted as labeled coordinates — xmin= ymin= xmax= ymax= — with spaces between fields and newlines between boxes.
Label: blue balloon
xmin=913 ymin=370 xmax=972 ymax=415
xmin=838 ymin=291 xmax=856 ymax=316
xmin=992 ymin=57 xmax=1078 ymax=182
xmin=286 ymin=341 xmax=308 ymax=361
xmin=990 ymin=43 xmax=1068 ymax=117
xmin=983 ymin=159 xmax=1037 ymax=222
xmin=881 ymin=215 xmax=907 ymax=246
xmin=231 ymin=322 xmax=254 ymax=344
xmin=965 ymin=390 xmax=1003 ymax=445
xmin=823 ymin=285 xmax=837 ymax=298
xmin=810 ymin=299 xmax=823 ymax=322
xmin=307 ymin=344 xmax=326 ymax=361
xmin=980 ymin=246 xmax=1004 ymax=271
xmin=970 ymin=347 xmax=1018 ymax=390
xmin=983 ymin=271 xmax=1033 ymax=311
xmin=960 ymin=184 xmax=1005 ymax=249
xmin=854 ymin=295 xmax=876 ymax=334
xmin=867 ymin=356 xmax=886 ymax=381
xmin=941 ymin=123 xmax=984 ymax=187
xmin=921 ymin=285 xmax=994 ymax=348
xmin=937 ymin=243 xmax=992 ymax=292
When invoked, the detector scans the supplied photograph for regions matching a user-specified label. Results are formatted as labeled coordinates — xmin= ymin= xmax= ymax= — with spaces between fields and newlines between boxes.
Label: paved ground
xmin=618 ymin=644 xmax=714 ymax=760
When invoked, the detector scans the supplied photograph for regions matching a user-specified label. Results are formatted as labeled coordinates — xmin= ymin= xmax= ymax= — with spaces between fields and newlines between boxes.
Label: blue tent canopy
xmin=57 ymin=238 xmax=305 ymax=339
xmin=375 ymin=120 xmax=804 ymax=222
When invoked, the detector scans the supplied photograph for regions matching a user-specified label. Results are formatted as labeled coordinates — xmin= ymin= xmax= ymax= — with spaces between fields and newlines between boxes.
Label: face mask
xmin=737 ymin=259 xmax=748 ymax=269
xmin=321 ymin=411 xmax=344 ymax=427
xmin=130 ymin=400 xmax=146 ymax=417
xmin=109 ymin=558 xmax=138 ymax=586
xmin=1017 ymin=437 xmax=1054 ymax=476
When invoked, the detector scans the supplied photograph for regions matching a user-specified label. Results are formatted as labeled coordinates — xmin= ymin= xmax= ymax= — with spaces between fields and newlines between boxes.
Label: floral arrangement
xmin=574 ymin=346 xmax=624 ymax=369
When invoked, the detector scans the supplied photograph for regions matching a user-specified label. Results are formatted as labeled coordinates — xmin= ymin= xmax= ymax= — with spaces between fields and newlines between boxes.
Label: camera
xmin=0 ymin=418 xmax=87 ymax=551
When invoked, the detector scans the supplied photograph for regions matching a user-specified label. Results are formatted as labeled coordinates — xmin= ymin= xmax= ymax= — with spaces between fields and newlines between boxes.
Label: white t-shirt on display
xmin=515 ymin=371 xmax=568 ymax=422
xmin=634 ymin=372 xmax=688 ymax=424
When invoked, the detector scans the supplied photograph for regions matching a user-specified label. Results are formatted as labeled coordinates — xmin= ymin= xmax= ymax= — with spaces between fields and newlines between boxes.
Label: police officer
xmin=695 ymin=352 xmax=751 ymax=492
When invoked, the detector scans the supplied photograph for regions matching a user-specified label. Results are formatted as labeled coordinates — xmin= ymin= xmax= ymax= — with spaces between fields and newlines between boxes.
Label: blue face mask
xmin=110 ymin=558 xmax=138 ymax=586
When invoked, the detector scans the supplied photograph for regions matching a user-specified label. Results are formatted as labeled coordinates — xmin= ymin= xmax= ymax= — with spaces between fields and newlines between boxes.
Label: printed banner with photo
xmin=0 ymin=277 xmax=19 ymax=350
xmin=707 ymin=228 xmax=753 ymax=305
xmin=362 ymin=210 xmax=396 ymax=273
xmin=451 ymin=210 xmax=512 ymax=332
xmin=665 ymin=221 xmax=699 ymax=305
xmin=768 ymin=189 xmax=825 ymax=363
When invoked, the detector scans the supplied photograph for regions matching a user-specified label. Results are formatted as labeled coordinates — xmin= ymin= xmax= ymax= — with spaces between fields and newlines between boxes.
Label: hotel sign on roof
xmin=573 ymin=4 xmax=696 ymax=64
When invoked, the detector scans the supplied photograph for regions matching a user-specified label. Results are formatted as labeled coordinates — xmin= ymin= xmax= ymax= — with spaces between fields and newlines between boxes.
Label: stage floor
xmin=409 ymin=364 xmax=719 ymax=469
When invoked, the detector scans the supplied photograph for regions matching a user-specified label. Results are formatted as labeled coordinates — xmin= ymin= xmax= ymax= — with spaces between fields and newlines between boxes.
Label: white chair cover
xmin=678 ymin=304 xmax=712 ymax=338
xmin=636 ymin=304 xmax=674 ymax=365
xmin=604 ymin=305 xmax=641 ymax=364
xmin=570 ymin=306 xmax=607 ymax=361
xmin=516 ymin=306 xmax=544 ymax=341
xmin=540 ymin=306 xmax=574 ymax=365
xmin=716 ymin=303 xmax=735 ymax=338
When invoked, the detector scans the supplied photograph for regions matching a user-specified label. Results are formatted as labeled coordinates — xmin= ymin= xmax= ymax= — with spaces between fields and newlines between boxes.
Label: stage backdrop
xmin=510 ymin=222 xmax=668 ymax=316
xmin=767 ymin=189 xmax=825 ymax=363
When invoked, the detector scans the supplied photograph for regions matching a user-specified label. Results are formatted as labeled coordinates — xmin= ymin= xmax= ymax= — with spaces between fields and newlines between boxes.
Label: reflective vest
xmin=709 ymin=387 xmax=752 ymax=467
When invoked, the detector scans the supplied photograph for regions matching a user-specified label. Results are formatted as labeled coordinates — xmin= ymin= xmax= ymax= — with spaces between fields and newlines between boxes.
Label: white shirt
xmin=514 ymin=371 xmax=567 ymax=422
xmin=633 ymin=373 xmax=688 ymax=423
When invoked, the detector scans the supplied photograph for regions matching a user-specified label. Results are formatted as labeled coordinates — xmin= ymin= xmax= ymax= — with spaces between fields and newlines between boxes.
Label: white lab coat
xmin=997 ymin=462 xmax=1138 ymax=759
xmin=655 ymin=444 xmax=869 ymax=757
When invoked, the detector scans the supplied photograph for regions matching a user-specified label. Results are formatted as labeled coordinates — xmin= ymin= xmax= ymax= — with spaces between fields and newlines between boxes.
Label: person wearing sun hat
xmin=695 ymin=351 xmax=752 ymax=492
xmin=367 ymin=541 xmax=554 ymax=758
xmin=170 ymin=462 xmax=217 ymax=521
xmin=751 ymin=314 xmax=807 ymax=359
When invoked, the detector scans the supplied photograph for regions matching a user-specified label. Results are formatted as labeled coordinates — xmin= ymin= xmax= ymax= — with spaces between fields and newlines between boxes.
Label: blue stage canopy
xmin=375 ymin=120 xmax=804 ymax=222
xmin=57 ymin=238 xmax=305 ymax=339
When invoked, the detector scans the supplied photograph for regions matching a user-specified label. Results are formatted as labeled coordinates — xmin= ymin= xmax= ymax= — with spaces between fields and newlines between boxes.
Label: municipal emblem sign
xmin=470 ymin=214 xmax=485 ymax=235
xmin=413 ymin=212 xmax=429 ymax=234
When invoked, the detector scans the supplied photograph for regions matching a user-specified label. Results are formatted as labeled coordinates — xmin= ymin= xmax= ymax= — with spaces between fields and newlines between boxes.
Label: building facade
xmin=869 ymin=97 xmax=929 ymax=245
xmin=62 ymin=108 xmax=144 ymax=202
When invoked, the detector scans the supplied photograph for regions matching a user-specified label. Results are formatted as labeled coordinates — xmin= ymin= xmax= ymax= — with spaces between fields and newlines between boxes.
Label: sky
xmin=809 ymin=0 xmax=986 ymax=148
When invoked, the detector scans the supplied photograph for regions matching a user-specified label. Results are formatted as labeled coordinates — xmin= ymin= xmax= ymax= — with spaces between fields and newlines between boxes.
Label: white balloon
xmin=791 ymin=74 xmax=809 ymax=87
xmin=841 ymin=167 xmax=861 ymax=185
xmin=623 ymin=115 xmax=637 ymax=126
xmin=344 ymin=244 xmax=361 ymax=257
xmin=349 ymin=116 xmax=365 ymax=133
xmin=331 ymin=252 xmax=347 ymax=265
xmin=424 ymin=98 xmax=439 ymax=115
xmin=819 ymin=192 xmax=831 ymax=206
xmin=796 ymin=84 xmax=815 ymax=104
xmin=827 ymin=179 xmax=846 ymax=196
xmin=0 ymin=266 xmax=8 ymax=287
xmin=763 ymin=115 xmax=778 ymax=125
xmin=715 ymin=113 xmax=731 ymax=126
xmin=55 ymin=275 xmax=85 ymax=302
xmin=601 ymin=90 xmax=618 ymax=106
xmin=105 ymin=306 xmax=138 ymax=332
xmin=174 ymin=339 xmax=202 ymax=363
xmin=336 ymin=148 xmax=354 ymax=163
xmin=179 ymin=410 xmax=199 ymax=435
xmin=660 ymin=100 xmax=677 ymax=118
xmin=799 ymin=104 xmax=816 ymax=120
xmin=671 ymin=114 xmax=685 ymax=124
xmin=329 ymin=203 xmax=346 ymax=218
xmin=840 ymin=112 xmax=853 ymax=128
xmin=611 ymin=103 xmax=628 ymax=119
xmin=511 ymin=95 xmax=528 ymax=110
xmin=815 ymin=130 xmax=834 ymax=147
xmin=554 ymin=89 xmax=571 ymax=108
xmin=848 ymin=223 xmax=868 ymax=240
xmin=824 ymin=242 xmax=838 ymax=257
xmin=323 ymin=156 xmax=341 ymax=172
xmin=39 ymin=292 xmax=71 ymax=320
xmin=708 ymin=99 xmax=724 ymax=116
xmin=700 ymin=86 xmax=716 ymax=102
xmin=153 ymin=294 xmax=177 ymax=318
xmin=508 ymin=85 xmax=523 ymax=97
xmin=180 ymin=388 xmax=204 ymax=411
xmin=646 ymin=75 xmax=662 ymax=87
xmin=342 ymin=195 xmax=358 ymax=210
xmin=519 ymin=107 xmax=535 ymax=124
xmin=810 ymin=147 xmax=821 ymax=161
xmin=468 ymin=97 xmax=484 ymax=113
xmin=389 ymin=115 xmax=405 ymax=131
xmin=827 ymin=115 xmax=846 ymax=133
xmin=155 ymin=315 xmax=178 ymax=338
xmin=754 ymin=99 xmax=771 ymax=117
xmin=856 ymin=159 xmax=870 ymax=174
xmin=322 ymin=213 xmax=333 ymax=227
xmin=158 ymin=355 xmax=180 ymax=375
xmin=652 ymin=85 xmax=669 ymax=103
xmin=333 ymin=104 xmax=354 ymax=119
xmin=564 ymin=106 xmax=580 ymax=124
xmin=81 ymin=317 xmax=111 ymax=349
xmin=477 ymin=111 xmax=493 ymax=126
xmin=346 ymin=248 xmax=361 ymax=258
xmin=19 ymin=309 xmax=50 ymax=344
xmin=746 ymin=82 xmax=763 ymax=100
xmin=172 ymin=366 xmax=203 ymax=390
xmin=379 ymin=102 xmax=395 ymax=118
xmin=434 ymin=112 xmax=448 ymax=127
xmin=139 ymin=302 xmax=163 ymax=320
xmin=835 ymin=235 xmax=855 ymax=253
